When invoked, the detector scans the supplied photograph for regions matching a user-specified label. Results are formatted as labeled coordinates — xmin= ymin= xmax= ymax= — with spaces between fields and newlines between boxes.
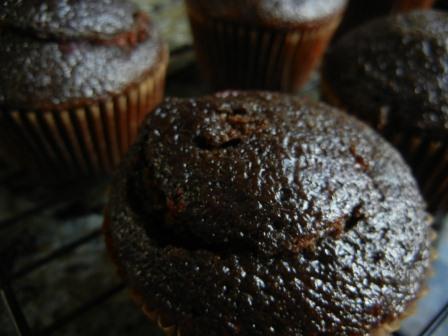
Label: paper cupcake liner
xmin=321 ymin=79 xmax=448 ymax=214
xmin=186 ymin=10 xmax=343 ymax=92
xmin=103 ymin=213 xmax=436 ymax=336
xmin=0 ymin=46 xmax=168 ymax=181
xmin=140 ymin=299 xmax=180 ymax=336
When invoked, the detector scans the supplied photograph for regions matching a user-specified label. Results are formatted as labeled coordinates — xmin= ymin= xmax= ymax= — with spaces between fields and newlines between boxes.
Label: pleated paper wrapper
xmin=0 ymin=46 xmax=168 ymax=181
xmin=187 ymin=9 xmax=344 ymax=92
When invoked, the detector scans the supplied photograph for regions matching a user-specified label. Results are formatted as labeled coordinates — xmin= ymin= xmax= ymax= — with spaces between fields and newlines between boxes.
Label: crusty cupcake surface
xmin=0 ymin=0 xmax=168 ymax=179
xmin=105 ymin=91 xmax=432 ymax=335
xmin=186 ymin=0 xmax=347 ymax=26
xmin=185 ymin=0 xmax=347 ymax=92
xmin=322 ymin=10 xmax=448 ymax=212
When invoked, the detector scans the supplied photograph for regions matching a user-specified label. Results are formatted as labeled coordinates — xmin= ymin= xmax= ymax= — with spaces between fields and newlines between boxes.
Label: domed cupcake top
xmin=107 ymin=92 xmax=431 ymax=335
xmin=0 ymin=0 xmax=138 ymax=38
xmin=323 ymin=10 xmax=448 ymax=137
xmin=0 ymin=0 xmax=164 ymax=109
xmin=185 ymin=0 xmax=348 ymax=27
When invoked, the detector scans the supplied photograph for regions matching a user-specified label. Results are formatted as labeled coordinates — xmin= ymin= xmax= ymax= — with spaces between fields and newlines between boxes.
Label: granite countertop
xmin=0 ymin=1 xmax=447 ymax=335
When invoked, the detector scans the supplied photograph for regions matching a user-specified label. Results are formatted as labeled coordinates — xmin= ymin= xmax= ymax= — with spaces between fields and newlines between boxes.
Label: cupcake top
xmin=323 ymin=10 xmax=448 ymax=137
xmin=185 ymin=0 xmax=348 ymax=27
xmin=108 ymin=92 xmax=431 ymax=335
xmin=0 ymin=0 xmax=165 ymax=110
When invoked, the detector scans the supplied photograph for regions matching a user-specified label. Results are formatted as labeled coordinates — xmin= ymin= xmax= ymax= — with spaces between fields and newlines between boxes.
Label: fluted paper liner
xmin=103 ymin=212 xmax=436 ymax=336
xmin=321 ymin=79 xmax=448 ymax=213
xmin=187 ymin=9 xmax=344 ymax=92
xmin=0 ymin=46 xmax=168 ymax=181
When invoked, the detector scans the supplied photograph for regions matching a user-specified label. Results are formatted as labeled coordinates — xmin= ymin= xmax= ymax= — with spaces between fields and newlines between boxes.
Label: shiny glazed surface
xmin=0 ymin=0 xmax=163 ymax=109
xmin=108 ymin=92 xmax=431 ymax=335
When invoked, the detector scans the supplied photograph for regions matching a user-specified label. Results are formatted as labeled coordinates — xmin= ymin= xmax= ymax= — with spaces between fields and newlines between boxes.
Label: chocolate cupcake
xmin=322 ymin=10 xmax=448 ymax=213
xmin=184 ymin=0 xmax=347 ymax=92
xmin=0 ymin=0 xmax=168 ymax=180
xmin=104 ymin=91 xmax=432 ymax=335
xmin=335 ymin=0 xmax=435 ymax=39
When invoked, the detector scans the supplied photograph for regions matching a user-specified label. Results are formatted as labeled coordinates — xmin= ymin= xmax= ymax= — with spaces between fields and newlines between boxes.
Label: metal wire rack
xmin=1 ymin=111 xmax=447 ymax=336
xmin=0 ymin=43 xmax=194 ymax=336
xmin=0 ymin=32 xmax=447 ymax=336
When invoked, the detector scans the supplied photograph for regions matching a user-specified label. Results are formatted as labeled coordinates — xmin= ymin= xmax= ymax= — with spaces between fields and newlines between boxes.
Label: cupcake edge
xmin=0 ymin=43 xmax=169 ymax=180
xmin=186 ymin=5 xmax=345 ymax=91
xmin=103 ymin=213 xmax=436 ymax=336
xmin=320 ymin=77 xmax=448 ymax=213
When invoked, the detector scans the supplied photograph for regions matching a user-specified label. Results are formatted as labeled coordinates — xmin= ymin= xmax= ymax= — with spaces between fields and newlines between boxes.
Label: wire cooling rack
xmin=1 ymin=9 xmax=448 ymax=335
xmin=1 ymin=62 xmax=447 ymax=333
xmin=0 ymin=60 xmax=448 ymax=336
xmin=0 ymin=43 xmax=194 ymax=336
xmin=0 ymin=140 xmax=448 ymax=336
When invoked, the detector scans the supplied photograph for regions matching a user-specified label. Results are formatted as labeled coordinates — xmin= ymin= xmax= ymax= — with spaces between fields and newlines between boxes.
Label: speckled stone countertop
xmin=0 ymin=1 xmax=447 ymax=336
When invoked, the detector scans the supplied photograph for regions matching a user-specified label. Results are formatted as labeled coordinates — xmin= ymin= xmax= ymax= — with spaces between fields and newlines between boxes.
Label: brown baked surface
xmin=323 ymin=10 xmax=448 ymax=138
xmin=185 ymin=0 xmax=347 ymax=27
xmin=0 ymin=0 xmax=164 ymax=109
xmin=107 ymin=91 xmax=431 ymax=335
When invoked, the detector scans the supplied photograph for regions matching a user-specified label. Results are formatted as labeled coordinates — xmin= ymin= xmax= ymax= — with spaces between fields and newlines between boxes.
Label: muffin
xmin=184 ymin=0 xmax=347 ymax=92
xmin=0 ymin=0 xmax=168 ymax=180
xmin=104 ymin=91 xmax=432 ymax=335
xmin=335 ymin=0 xmax=435 ymax=39
xmin=322 ymin=10 xmax=448 ymax=213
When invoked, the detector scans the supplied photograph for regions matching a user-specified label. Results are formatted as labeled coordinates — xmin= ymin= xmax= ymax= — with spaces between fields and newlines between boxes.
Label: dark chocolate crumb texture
xmin=107 ymin=92 xmax=431 ymax=335
xmin=185 ymin=0 xmax=347 ymax=27
xmin=0 ymin=0 xmax=164 ymax=110
xmin=323 ymin=10 xmax=448 ymax=138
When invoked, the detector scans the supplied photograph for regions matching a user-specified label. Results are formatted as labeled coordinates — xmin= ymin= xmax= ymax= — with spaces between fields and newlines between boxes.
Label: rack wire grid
xmin=1 ymin=57 xmax=447 ymax=334
xmin=1 ymin=1 xmax=448 ymax=334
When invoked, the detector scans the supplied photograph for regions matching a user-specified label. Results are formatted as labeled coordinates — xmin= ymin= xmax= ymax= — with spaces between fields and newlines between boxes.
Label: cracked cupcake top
xmin=0 ymin=0 xmax=164 ymax=109
xmin=107 ymin=92 xmax=431 ymax=335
